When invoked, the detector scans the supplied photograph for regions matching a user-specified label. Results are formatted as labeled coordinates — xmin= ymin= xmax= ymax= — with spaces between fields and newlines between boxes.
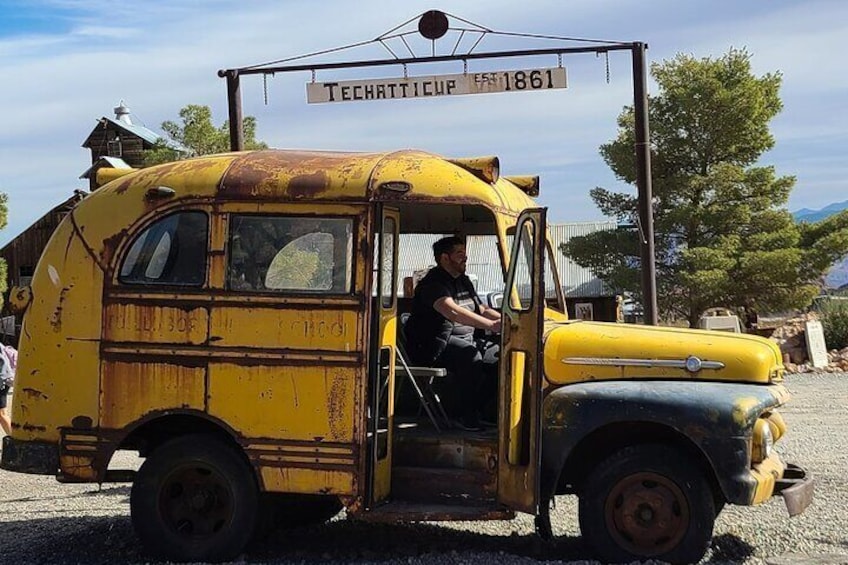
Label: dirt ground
xmin=0 ymin=373 xmax=845 ymax=564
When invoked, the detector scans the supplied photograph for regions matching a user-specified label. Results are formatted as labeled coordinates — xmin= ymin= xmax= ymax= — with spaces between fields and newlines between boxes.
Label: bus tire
xmin=578 ymin=443 xmax=715 ymax=564
xmin=130 ymin=433 xmax=258 ymax=562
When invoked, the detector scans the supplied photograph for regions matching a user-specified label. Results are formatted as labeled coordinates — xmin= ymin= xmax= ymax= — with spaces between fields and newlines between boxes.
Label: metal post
xmin=632 ymin=42 xmax=659 ymax=325
xmin=225 ymin=70 xmax=244 ymax=151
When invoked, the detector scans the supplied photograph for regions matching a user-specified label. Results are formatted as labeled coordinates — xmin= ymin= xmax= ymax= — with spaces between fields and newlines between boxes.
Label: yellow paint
xmin=100 ymin=362 xmax=205 ymax=429
xmin=210 ymin=307 xmax=358 ymax=350
xmin=508 ymin=351 xmax=527 ymax=465
xmin=750 ymin=451 xmax=786 ymax=504
xmin=95 ymin=167 xmax=136 ymax=186
xmin=259 ymin=466 xmax=354 ymax=495
xmin=372 ymin=208 xmax=399 ymax=504
xmin=544 ymin=321 xmax=784 ymax=385
xmin=766 ymin=410 xmax=787 ymax=441
xmin=732 ymin=397 xmax=762 ymax=427
xmin=207 ymin=364 xmax=357 ymax=442
xmin=10 ymin=220 xmax=103 ymax=442
xmin=103 ymin=304 xmax=208 ymax=345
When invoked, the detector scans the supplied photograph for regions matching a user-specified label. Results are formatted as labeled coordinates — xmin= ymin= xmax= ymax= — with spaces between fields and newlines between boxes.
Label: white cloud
xmin=71 ymin=25 xmax=139 ymax=39
xmin=1 ymin=0 xmax=847 ymax=245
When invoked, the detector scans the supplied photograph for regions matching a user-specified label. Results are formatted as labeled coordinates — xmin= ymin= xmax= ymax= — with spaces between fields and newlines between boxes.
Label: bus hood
xmin=542 ymin=321 xmax=784 ymax=385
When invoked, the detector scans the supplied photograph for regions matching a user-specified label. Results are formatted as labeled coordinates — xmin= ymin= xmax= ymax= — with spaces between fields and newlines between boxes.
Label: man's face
xmin=443 ymin=244 xmax=467 ymax=275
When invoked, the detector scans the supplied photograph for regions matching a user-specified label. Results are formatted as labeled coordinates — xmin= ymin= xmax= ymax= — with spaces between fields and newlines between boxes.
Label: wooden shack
xmin=1 ymin=102 xmax=163 ymax=340
xmin=80 ymin=102 xmax=159 ymax=190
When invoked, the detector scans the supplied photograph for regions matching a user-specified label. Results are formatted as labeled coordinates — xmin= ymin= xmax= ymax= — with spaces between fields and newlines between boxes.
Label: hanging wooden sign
xmin=306 ymin=67 xmax=567 ymax=103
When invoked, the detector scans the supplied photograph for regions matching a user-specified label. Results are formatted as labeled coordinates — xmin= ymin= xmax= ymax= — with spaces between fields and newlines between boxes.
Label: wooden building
xmin=80 ymin=102 xmax=160 ymax=190
xmin=1 ymin=103 xmax=162 ymax=340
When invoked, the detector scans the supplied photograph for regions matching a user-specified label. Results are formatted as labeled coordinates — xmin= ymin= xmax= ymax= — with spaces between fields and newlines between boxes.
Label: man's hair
xmin=433 ymin=235 xmax=465 ymax=260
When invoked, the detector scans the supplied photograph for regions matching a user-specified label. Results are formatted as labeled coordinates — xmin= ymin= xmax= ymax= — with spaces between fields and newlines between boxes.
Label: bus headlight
xmin=765 ymin=410 xmax=786 ymax=442
xmin=752 ymin=418 xmax=774 ymax=463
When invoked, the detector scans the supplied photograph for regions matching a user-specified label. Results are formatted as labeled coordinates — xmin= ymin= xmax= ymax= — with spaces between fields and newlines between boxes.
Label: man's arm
xmin=478 ymin=304 xmax=501 ymax=321
xmin=434 ymin=297 xmax=501 ymax=332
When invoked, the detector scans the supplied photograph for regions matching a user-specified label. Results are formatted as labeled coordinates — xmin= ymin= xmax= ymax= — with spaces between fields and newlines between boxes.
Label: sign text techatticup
xmin=306 ymin=67 xmax=567 ymax=104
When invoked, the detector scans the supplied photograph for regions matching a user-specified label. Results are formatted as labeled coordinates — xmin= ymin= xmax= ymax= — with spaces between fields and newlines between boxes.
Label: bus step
xmin=357 ymin=500 xmax=513 ymax=523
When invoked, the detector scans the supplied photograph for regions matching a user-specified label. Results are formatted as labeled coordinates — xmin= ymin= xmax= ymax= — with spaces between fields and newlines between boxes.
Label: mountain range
xmin=793 ymin=201 xmax=848 ymax=289
xmin=793 ymin=200 xmax=848 ymax=224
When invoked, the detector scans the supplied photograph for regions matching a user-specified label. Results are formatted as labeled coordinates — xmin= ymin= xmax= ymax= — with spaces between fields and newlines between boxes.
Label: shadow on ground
xmin=0 ymin=511 xmax=760 ymax=565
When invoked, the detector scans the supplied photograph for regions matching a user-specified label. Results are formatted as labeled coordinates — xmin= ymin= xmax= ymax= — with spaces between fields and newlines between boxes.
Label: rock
xmin=769 ymin=312 xmax=848 ymax=372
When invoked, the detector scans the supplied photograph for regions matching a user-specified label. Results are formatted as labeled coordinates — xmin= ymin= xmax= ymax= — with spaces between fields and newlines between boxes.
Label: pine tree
xmin=563 ymin=49 xmax=848 ymax=326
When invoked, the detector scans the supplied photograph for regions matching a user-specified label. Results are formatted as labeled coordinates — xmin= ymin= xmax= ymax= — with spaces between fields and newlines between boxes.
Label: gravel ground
xmin=0 ymin=373 xmax=846 ymax=565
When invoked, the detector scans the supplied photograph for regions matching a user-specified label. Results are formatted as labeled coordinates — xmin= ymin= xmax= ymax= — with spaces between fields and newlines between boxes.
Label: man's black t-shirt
xmin=404 ymin=266 xmax=482 ymax=364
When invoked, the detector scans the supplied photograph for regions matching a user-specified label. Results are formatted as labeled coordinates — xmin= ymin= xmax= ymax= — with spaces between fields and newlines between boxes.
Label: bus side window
xmin=227 ymin=215 xmax=353 ymax=294
xmin=119 ymin=212 xmax=208 ymax=286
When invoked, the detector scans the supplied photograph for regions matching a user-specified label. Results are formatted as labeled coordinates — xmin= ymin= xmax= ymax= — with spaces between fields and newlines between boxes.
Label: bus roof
xmin=92 ymin=149 xmax=537 ymax=211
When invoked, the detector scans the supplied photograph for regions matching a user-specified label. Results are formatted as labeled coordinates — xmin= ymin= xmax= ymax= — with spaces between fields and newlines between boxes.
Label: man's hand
xmin=487 ymin=318 xmax=502 ymax=333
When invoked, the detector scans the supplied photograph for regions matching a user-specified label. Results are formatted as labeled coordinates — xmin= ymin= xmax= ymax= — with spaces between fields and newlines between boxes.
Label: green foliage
xmin=266 ymin=246 xmax=321 ymax=290
xmin=265 ymin=232 xmax=336 ymax=291
xmin=798 ymin=210 xmax=848 ymax=273
xmin=563 ymin=49 xmax=848 ymax=326
xmin=144 ymin=104 xmax=267 ymax=166
xmin=818 ymin=299 xmax=848 ymax=350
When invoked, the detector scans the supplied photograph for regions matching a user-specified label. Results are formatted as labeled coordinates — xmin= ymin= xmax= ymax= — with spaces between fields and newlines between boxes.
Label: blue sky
xmin=1 ymin=0 xmax=846 ymax=246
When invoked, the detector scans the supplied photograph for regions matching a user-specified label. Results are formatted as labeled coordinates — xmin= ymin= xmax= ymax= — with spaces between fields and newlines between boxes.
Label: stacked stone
xmin=768 ymin=312 xmax=848 ymax=373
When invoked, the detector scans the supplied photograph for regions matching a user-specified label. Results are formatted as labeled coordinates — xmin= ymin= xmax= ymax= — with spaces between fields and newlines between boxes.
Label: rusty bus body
xmin=1 ymin=149 xmax=812 ymax=563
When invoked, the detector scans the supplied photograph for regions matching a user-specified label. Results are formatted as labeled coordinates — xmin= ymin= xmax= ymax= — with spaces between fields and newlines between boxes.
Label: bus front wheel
xmin=578 ymin=444 xmax=715 ymax=564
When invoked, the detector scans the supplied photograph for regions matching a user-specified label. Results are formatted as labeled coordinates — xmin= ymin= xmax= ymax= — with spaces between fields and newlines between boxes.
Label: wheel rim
xmin=158 ymin=462 xmax=235 ymax=539
xmin=604 ymin=471 xmax=690 ymax=556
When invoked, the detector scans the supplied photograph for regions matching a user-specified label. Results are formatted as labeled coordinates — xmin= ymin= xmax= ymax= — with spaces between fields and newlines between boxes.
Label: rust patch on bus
xmin=113 ymin=176 xmax=135 ymax=195
xmin=327 ymin=372 xmax=348 ymax=438
xmin=289 ymin=171 xmax=329 ymax=199
xmin=100 ymin=228 xmax=129 ymax=276
xmin=219 ymin=151 xmax=350 ymax=198
xmin=21 ymin=387 xmax=49 ymax=400
xmin=50 ymin=287 xmax=70 ymax=332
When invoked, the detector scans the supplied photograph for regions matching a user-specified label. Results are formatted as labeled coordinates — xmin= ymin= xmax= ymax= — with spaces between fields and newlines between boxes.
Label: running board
xmin=355 ymin=500 xmax=514 ymax=523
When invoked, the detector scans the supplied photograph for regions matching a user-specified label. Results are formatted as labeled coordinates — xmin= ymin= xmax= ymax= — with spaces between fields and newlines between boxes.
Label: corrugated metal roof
xmin=396 ymin=222 xmax=616 ymax=298
xmin=549 ymin=222 xmax=617 ymax=298
xmin=78 ymin=156 xmax=132 ymax=180
xmin=396 ymin=234 xmax=504 ymax=293
xmin=102 ymin=116 xmax=160 ymax=145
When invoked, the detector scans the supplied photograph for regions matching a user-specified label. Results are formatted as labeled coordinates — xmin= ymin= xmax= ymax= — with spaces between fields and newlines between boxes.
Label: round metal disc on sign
xmin=418 ymin=10 xmax=449 ymax=40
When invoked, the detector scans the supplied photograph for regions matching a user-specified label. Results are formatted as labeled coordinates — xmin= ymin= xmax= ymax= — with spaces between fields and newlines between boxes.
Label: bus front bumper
xmin=1 ymin=436 xmax=59 ymax=475
xmin=774 ymin=463 xmax=814 ymax=516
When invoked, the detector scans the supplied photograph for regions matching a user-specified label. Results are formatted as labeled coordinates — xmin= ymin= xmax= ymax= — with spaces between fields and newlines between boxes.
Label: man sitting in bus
xmin=404 ymin=236 xmax=501 ymax=431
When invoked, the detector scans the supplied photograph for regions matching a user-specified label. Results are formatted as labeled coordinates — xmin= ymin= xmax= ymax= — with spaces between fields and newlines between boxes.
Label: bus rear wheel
xmin=130 ymin=434 xmax=258 ymax=562
xmin=578 ymin=444 xmax=715 ymax=564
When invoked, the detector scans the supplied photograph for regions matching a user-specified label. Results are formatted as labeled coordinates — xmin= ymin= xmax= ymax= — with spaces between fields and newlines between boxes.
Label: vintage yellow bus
xmin=1 ymin=149 xmax=811 ymax=563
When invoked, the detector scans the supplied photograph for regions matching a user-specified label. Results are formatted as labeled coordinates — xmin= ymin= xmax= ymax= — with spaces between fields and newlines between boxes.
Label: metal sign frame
xmin=217 ymin=12 xmax=658 ymax=325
